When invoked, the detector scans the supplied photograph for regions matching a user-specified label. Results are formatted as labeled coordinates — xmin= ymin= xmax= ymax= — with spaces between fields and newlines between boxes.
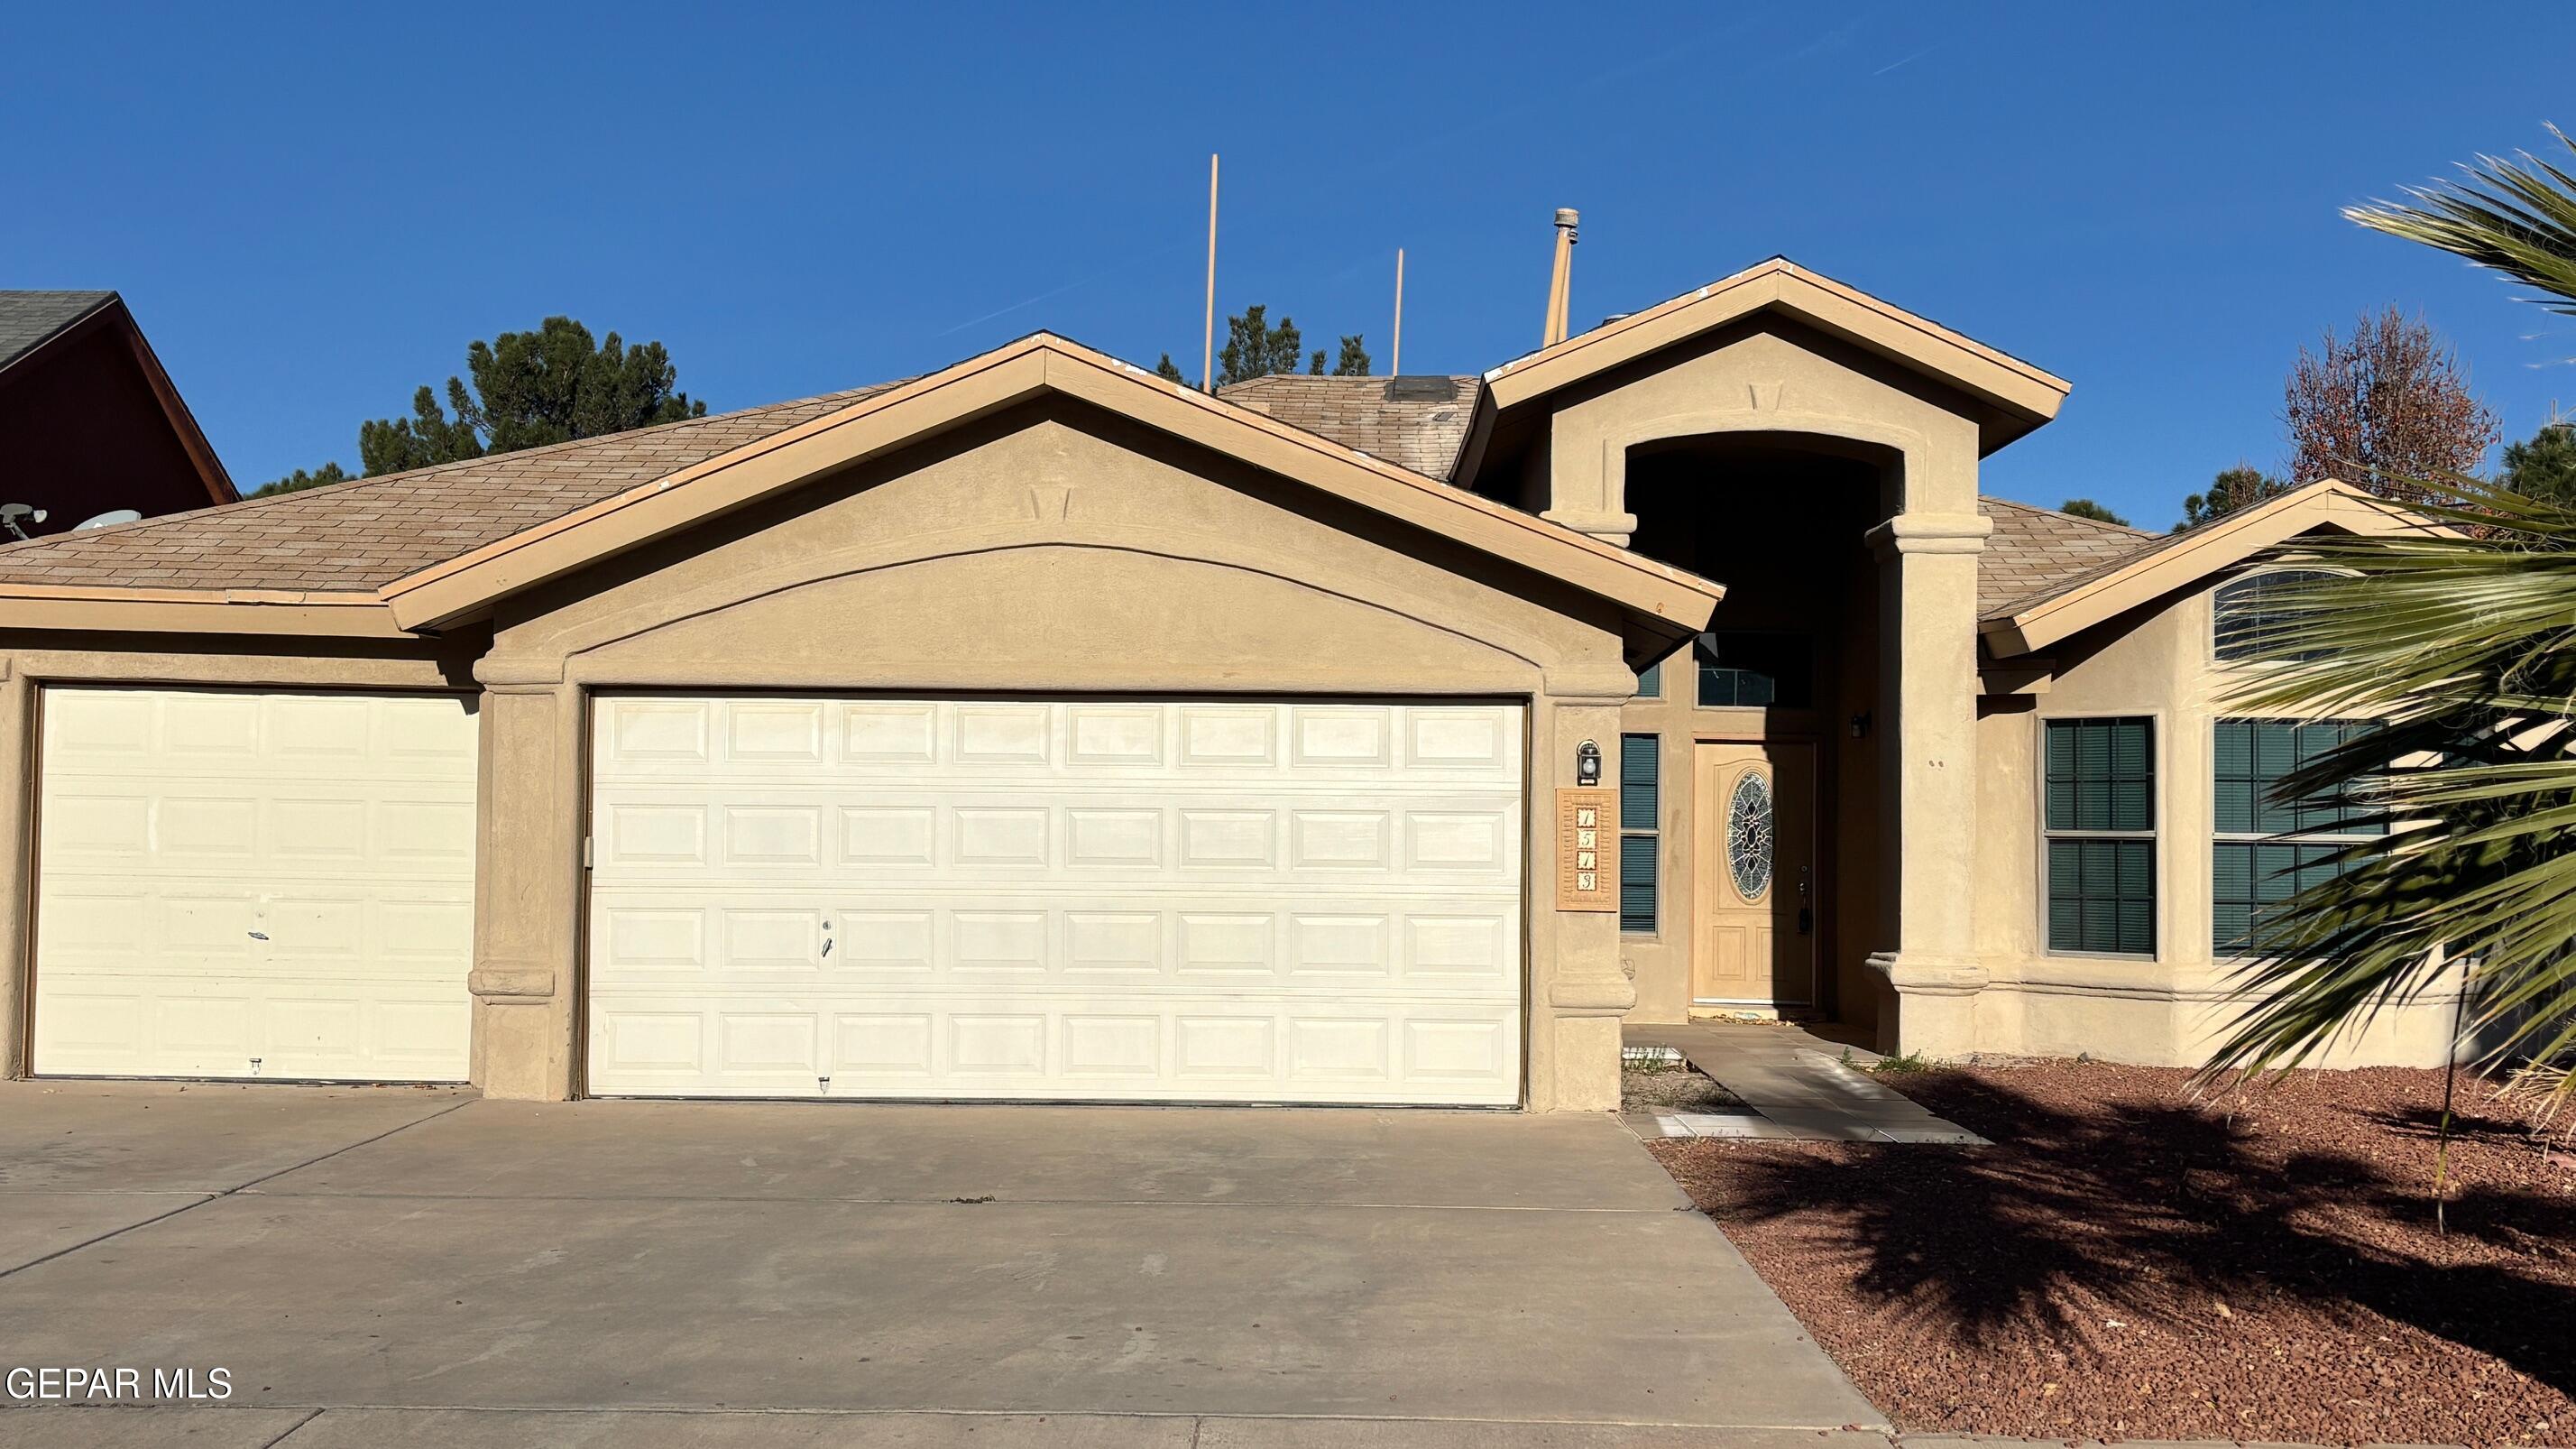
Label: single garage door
xmin=33 ymin=687 xmax=480 ymax=1082
xmin=585 ymin=697 xmax=1524 ymax=1103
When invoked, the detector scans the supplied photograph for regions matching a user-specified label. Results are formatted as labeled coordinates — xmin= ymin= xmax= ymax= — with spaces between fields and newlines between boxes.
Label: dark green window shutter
xmin=1618 ymin=734 xmax=1660 ymax=934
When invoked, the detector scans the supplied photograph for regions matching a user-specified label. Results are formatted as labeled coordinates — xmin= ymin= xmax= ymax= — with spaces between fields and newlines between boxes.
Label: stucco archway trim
xmin=1593 ymin=410 xmax=1925 ymax=524
xmin=502 ymin=527 xmax=1570 ymax=689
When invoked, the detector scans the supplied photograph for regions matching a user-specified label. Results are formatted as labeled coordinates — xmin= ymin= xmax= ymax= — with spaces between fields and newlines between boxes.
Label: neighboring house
xmin=0 ymin=291 xmax=235 ymax=533
xmin=0 ymin=259 xmax=2454 ymax=1111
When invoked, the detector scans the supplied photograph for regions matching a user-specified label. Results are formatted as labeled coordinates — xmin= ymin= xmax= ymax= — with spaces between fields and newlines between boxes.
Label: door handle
xmin=1797 ymin=907 xmax=1813 ymax=936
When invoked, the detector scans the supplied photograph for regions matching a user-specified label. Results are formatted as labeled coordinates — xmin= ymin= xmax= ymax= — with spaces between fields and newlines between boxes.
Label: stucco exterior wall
xmin=1964 ymin=583 xmax=2461 ymax=1067
xmin=469 ymin=401 xmax=1644 ymax=1107
xmin=1547 ymin=323 xmax=1986 ymax=1049
xmin=0 ymin=403 xmax=1655 ymax=1110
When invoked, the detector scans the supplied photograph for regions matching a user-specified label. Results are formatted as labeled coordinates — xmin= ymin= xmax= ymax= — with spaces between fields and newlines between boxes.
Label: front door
xmin=1690 ymin=742 xmax=1817 ymax=1010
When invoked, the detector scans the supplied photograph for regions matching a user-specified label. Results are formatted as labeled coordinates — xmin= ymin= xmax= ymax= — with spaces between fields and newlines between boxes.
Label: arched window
xmin=2213 ymin=568 xmax=2340 ymax=663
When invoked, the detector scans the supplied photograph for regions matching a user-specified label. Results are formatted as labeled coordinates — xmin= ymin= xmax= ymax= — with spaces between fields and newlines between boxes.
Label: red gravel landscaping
xmin=1648 ymin=1060 xmax=2574 ymax=1446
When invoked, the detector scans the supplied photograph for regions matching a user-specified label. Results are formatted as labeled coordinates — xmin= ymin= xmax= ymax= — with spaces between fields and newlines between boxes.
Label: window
xmin=1619 ymin=734 xmax=1660 ymax=934
xmin=1636 ymin=658 xmax=1661 ymax=699
xmin=2213 ymin=718 xmax=2386 ymax=955
xmin=1696 ymin=632 xmax=1813 ymax=707
xmin=2043 ymin=717 xmax=2157 ymax=955
xmin=2214 ymin=568 xmax=2339 ymax=662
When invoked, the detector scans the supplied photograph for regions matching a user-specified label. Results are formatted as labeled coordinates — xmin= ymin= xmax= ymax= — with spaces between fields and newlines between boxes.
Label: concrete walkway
xmin=1622 ymin=1021 xmax=1987 ymax=1144
xmin=0 ymin=1079 xmax=1880 ymax=1442
xmin=0 ymin=1407 xmax=2468 ymax=1446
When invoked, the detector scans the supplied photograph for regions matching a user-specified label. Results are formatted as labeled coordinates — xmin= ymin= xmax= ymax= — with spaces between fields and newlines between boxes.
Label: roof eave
xmin=0 ymin=587 xmax=408 ymax=638
xmin=1979 ymin=480 xmax=2444 ymax=657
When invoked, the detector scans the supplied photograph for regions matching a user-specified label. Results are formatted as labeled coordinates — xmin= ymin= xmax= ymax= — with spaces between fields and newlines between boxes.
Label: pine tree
xmin=1332 ymin=335 xmax=1371 ymax=377
xmin=255 ymin=462 xmax=353 ymax=497
xmin=1152 ymin=353 xmax=1191 ymax=387
xmin=2178 ymin=464 xmax=2290 ymax=530
xmin=1218 ymin=305 xmax=1304 ymax=385
xmin=2501 ymin=416 xmax=2576 ymax=503
xmin=262 ymin=317 xmax=707 ymax=494
xmin=2057 ymin=498 xmax=2130 ymax=527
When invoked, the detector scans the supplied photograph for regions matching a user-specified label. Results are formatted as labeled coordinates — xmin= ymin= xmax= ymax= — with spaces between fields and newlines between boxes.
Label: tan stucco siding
xmin=464 ymin=403 xmax=1642 ymax=1107
xmin=1541 ymin=323 xmax=1984 ymax=541
xmin=1968 ymin=584 xmax=2461 ymax=1067
xmin=1564 ymin=322 xmax=1990 ymax=1046
xmin=0 ymin=405 xmax=1654 ymax=1107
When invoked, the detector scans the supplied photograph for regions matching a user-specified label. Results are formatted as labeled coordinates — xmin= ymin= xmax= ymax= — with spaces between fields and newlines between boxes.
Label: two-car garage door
xmin=584 ymin=697 xmax=1526 ymax=1104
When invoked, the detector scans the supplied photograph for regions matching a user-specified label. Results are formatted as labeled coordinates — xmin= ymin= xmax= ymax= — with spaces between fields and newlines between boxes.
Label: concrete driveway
xmin=0 ymin=1080 xmax=1882 ymax=1447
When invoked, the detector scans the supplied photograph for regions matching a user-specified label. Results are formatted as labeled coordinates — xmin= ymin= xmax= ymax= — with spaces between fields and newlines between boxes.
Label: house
xmin=0 ymin=291 xmax=235 ymax=533
xmin=0 ymin=256 xmax=2459 ymax=1109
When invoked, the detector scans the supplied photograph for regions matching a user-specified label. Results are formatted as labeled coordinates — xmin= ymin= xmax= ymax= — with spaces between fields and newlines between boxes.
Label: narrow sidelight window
xmin=1619 ymin=734 xmax=1660 ymax=934
xmin=2042 ymin=717 xmax=2156 ymax=955
xmin=2212 ymin=718 xmax=2385 ymax=955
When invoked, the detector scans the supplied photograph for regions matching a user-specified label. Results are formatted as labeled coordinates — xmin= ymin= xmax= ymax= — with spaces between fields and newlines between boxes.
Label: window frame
xmin=1618 ymin=732 xmax=1661 ymax=937
xmin=2212 ymin=566 xmax=2347 ymax=665
xmin=2037 ymin=714 xmax=2161 ymax=960
xmin=1692 ymin=631 xmax=1815 ymax=709
xmin=2210 ymin=716 xmax=2386 ymax=958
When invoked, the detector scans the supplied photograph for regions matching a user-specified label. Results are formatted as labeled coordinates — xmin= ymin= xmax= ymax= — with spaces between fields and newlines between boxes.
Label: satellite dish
xmin=74 ymin=510 xmax=142 ymax=531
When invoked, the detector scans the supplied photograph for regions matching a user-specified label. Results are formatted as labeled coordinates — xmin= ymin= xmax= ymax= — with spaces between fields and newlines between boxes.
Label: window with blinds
xmin=2043 ymin=717 xmax=2157 ymax=955
xmin=2213 ymin=718 xmax=2384 ymax=955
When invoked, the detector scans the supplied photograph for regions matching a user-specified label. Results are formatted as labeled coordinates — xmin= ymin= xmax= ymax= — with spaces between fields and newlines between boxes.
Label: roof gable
xmin=0 ymin=291 xmax=117 ymax=373
xmin=1980 ymin=480 xmax=2443 ymax=656
xmin=1454 ymin=259 xmax=2069 ymax=481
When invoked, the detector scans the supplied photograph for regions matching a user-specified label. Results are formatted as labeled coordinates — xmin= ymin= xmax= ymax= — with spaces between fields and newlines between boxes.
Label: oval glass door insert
xmin=1726 ymin=768 xmax=1774 ymax=901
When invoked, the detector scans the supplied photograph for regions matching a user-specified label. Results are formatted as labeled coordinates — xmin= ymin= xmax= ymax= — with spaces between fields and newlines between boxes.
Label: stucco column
xmin=1539 ymin=420 xmax=1640 ymax=547
xmin=1529 ymin=692 xmax=1634 ymax=1111
xmin=469 ymin=671 xmax=584 ymax=1100
xmin=1864 ymin=512 xmax=1990 ymax=1056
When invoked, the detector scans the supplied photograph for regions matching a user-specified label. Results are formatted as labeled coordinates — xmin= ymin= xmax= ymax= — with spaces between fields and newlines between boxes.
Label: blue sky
xmin=8 ymin=2 xmax=2571 ymax=529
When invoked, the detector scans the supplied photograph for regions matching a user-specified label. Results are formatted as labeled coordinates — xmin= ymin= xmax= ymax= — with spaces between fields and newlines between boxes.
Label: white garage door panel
xmin=34 ymin=688 xmax=479 ymax=1082
xmin=587 ymin=697 xmax=1523 ymax=1103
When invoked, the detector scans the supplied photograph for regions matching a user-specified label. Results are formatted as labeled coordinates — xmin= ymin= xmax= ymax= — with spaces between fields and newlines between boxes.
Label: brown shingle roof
xmin=0 ymin=382 xmax=907 ymax=593
xmin=1977 ymin=498 xmax=2165 ymax=621
xmin=1216 ymin=374 xmax=1479 ymax=478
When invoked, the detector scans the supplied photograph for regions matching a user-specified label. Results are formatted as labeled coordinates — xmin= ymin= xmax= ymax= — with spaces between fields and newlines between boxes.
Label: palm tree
xmin=2207 ymin=128 xmax=2576 ymax=1094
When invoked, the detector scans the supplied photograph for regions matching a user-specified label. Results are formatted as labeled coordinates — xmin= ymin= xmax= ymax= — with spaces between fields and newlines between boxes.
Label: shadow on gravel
xmin=1710 ymin=1069 xmax=2576 ymax=1398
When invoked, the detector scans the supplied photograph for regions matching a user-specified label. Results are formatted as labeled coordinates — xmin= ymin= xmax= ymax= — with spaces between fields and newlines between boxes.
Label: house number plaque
xmin=1554 ymin=788 xmax=1618 ymax=911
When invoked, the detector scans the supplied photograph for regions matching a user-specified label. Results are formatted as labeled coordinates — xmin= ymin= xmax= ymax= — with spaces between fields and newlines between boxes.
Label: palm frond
xmin=2344 ymin=124 xmax=2576 ymax=317
xmin=2203 ymin=487 xmax=2576 ymax=1092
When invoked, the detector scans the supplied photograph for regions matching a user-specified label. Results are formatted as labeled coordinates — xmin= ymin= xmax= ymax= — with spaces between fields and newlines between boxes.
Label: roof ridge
xmin=1980 ymin=494 xmax=2160 ymax=538
xmin=0 ymin=380 xmax=906 ymax=559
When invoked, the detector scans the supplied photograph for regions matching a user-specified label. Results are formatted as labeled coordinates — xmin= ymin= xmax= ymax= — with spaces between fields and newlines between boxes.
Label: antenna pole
xmin=1202 ymin=153 xmax=1219 ymax=392
xmin=1391 ymin=248 xmax=1405 ymax=377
